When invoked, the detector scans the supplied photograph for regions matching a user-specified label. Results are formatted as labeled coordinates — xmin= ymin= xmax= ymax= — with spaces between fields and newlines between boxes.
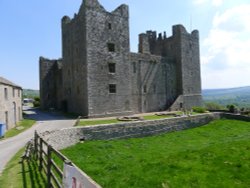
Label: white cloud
xmin=201 ymin=4 xmax=250 ymax=88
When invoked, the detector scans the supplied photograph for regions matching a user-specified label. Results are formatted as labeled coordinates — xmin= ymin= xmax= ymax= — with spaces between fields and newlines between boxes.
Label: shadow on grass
xmin=20 ymin=158 xmax=47 ymax=188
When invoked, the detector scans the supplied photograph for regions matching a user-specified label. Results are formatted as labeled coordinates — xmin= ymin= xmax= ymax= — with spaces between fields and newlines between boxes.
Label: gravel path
xmin=0 ymin=107 xmax=76 ymax=174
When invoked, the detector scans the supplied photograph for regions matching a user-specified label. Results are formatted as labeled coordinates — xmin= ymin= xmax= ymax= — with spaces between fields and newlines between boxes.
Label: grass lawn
xmin=79 ymin=119 xmax=121 ymax=126
xmin=0 ymin=148 xmax=47 ymax=188
xmin=61 ymin=119 xmax=250 ymax=188
xmin=78 ymin=112 xmax=192 ymax=126
xmin=1 ymin=118 xmax=36 ymax=140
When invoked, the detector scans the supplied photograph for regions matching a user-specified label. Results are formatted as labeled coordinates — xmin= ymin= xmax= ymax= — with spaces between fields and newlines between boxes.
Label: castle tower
xmin=61 ymin=0 xmax=132 ymax=117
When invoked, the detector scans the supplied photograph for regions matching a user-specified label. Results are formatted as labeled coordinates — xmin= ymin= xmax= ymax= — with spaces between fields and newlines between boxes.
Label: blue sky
xmin=0 ymin=0 xmax=249 ymax=89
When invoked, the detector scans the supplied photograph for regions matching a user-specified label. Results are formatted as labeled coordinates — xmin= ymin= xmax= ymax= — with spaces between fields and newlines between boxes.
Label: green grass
xmin=1 ymin=118 xmax=36 ymax=139
xmin=79 ymin=119 xmax=121 ymax=126
xmin=78 ymin=112 xmax=186 ymax=126
xmin=61 ymin=119 xmax=250 ymax=188
xmin=0 ymin=148 xmax=47 ymax=188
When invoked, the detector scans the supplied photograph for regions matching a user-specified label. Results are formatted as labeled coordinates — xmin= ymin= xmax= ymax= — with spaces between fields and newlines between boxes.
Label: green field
xmin=61 ymin=119 xmax=250 ymax=188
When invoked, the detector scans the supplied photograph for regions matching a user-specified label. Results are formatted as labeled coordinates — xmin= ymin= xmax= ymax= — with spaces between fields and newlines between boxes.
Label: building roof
xmin=0 ymin=76 xmax=22 ymax=89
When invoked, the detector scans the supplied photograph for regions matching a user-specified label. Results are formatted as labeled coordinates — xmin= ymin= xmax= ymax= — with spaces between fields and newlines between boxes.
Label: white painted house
xmin=0 ymin=77 xmax=22 ymax=130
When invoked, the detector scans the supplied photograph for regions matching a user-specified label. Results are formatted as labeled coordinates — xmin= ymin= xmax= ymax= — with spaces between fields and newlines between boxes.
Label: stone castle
xmin=39 ymin=0 xmax=202 ymax=117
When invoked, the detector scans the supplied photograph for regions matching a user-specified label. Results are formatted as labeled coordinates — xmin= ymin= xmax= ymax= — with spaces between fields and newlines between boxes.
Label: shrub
xmin=205 ymin=102 xmax=225 ymax=111
xmin=226 ymin=104 xmax=237 ymax=113
xmin=33 ymin=100 xmax=40 ymax=107
xmin=192 ymin=106 xmax=206 ymax=113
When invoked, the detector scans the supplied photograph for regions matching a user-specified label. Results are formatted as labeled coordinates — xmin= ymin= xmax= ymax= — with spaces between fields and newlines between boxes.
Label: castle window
xmin=143 ymin=85 xmax=147 ymax=93
xmin=13 ymin=88 xmax=15 ymax=97
xmin=108 ymin=23 xmax=112 ymax=30
xmin=4 ymin=88 xmax=8 ymax=100
xmin=107 ymin=43 xmax=115 ymax=52
xmin=108 ymin=63 xmax=116 ymax=73
xmin=109 ymin=84 xmax=116 ymax=93
xmin=133 ymin=62 xmax=136 ymax=73
xmin=18 ymin=90 xmax=20 ymax=97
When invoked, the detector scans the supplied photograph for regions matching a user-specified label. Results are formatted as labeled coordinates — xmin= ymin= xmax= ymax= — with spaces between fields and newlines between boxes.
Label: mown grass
xmin=1 ymin=118 xmax=36 ymax=139
xmin=78 ymin=112 xmax=190 ymax=126
xmin=61 ymin=119 xmax=250 ymax=188
xmin=79 ymin=119 xmax=121 ymax=126
xmin=0 ymin=148 xmax=47 ymax=188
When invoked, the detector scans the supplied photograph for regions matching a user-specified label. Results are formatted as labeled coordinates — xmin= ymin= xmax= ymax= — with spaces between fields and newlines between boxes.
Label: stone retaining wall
xmin=42 ymin=113 xmax=224 ymax=150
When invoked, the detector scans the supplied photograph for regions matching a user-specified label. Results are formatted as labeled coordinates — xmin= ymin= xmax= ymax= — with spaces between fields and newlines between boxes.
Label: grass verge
xmin=0 ymin=148 xmax=47 ymax=188
xmin=2 ymin=118 xmax=36 ymax=139
xmin=61 ymin=119 xmax=250 ymax=188
xmin=78 ymin=112 xmax=191 ymax=126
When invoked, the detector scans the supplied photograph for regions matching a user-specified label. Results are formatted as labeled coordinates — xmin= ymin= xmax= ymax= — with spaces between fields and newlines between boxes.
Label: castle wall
xmin=84 ymin=1 xmax=132 ymax=117
xmin=39 ymin=57 xmax=63 ymax=110
xmin=130 ymin=53 xmax=177 ymax=113
xmin=139 ymin=25 xmax=203 ymax=110
xmin=61 ymin=8 xmax=88 ymax=115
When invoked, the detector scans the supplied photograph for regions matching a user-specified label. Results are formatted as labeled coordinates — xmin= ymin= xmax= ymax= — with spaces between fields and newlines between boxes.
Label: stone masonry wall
xmin=0 ymin=83 xmax=22 ymax=130
xmin=42 ymin=113 xmax=222 ymax=150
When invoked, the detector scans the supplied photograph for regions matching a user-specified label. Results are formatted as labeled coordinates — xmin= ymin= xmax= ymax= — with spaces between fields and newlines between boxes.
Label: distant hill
xmin=23 ymin=89 xmax=39 ymax=98
xmin=202 ymin=86 xmax=250 ymax=108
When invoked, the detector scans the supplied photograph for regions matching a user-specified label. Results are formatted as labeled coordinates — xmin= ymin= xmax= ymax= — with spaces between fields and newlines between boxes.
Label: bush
xmin=226 ymin=104 xmax=237 ymax=113
xmin=192 ymin=106 xmax=206 ymax=113
xmin=33 ymin=100 xmax=40 ymax=107
xmin=205 ymin=102 xmax=225 ymax=111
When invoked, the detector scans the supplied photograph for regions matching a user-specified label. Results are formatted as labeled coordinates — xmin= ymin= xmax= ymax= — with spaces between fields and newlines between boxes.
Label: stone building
xmin=0 ymin=77 xmax=22 ymax=130
xmin=40 ymin=0 xmax=202 ymax=117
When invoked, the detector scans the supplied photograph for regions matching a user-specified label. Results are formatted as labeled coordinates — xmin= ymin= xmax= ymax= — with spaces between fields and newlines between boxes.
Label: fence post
xmin=47 ymin=145 xmax=52 ymax=188
xmin=34 ymin=131 xmax=38 ymax=160
xmin=39 ymin=137 xmax=43 ymax=171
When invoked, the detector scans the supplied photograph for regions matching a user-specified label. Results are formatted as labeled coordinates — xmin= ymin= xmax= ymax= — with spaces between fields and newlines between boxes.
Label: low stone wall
xmin=42 ymin=113 xmax=223 ymax=150
xmin=221 ymin=113 xmax=250 ymax=122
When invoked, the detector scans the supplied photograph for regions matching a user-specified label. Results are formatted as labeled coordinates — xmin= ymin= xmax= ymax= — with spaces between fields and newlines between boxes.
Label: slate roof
xmin=0 ymin=76 xmax=22 ymax=89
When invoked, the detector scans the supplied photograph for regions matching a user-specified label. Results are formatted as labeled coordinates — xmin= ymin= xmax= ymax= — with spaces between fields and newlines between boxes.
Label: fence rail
xmin=34 ymin=131 xmax=71 ymax=188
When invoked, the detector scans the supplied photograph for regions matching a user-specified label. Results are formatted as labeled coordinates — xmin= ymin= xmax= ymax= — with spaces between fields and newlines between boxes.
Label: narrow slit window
xmin=108 ymin=23 xmax=112 ymax=30
xmin=143 ymin=85 xmax=147 ymax=93
xmin=133 ymin=62 xmax=136 ymax=73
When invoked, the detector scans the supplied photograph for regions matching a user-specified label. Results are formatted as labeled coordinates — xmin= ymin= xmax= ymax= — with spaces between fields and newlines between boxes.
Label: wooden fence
xmin=33 ymin=131 xmax=72 ymax=188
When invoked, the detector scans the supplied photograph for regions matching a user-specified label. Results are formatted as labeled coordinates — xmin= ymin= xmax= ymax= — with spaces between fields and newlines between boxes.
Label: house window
xmin=108 ymin=23 xmax=112 ymax=30
xmin=4 ymin=88 xmax=8 ymax=100
xmin=18 ymin=90 xmax=20 ymax=97
xmin=108 ymin=63 xmax=116 ymax=73
xmin=5 ymin=111 xmax=8 ymax=129
xmin=143 ymin=85 xmax=147 ymax=93
xmin=13 ymin=88 xmax=15 ymax=97
xmin=107 ymin=43 xmax=115 ymax=52
xmin=109 ymin=84 xmax=116 ymax=93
